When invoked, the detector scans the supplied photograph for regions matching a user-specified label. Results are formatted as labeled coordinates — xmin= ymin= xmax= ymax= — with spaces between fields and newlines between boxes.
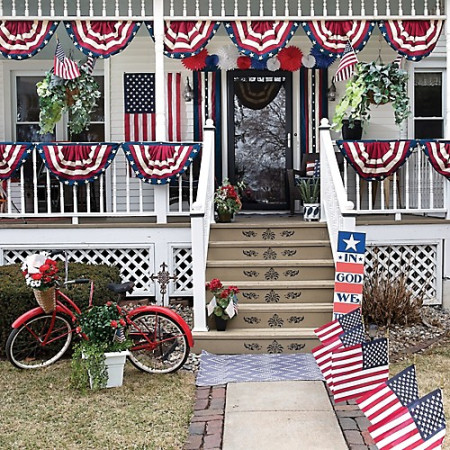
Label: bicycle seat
xmin=107 ymin=281 xmax=135 ymax=294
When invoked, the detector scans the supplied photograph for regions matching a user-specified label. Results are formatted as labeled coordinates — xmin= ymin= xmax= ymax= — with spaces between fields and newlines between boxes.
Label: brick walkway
xmin=184 ymin=383 xmax=376 ymax=449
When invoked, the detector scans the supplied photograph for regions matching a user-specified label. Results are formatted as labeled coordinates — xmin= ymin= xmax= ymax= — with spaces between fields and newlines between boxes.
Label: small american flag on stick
xmin=368 ymin=388 xmax=446 ymax=450
xmin=53 ymin=40 xmax=80 ymax=80
xmin=314 ymin=307 xmax=363 ymax=344
xmin=334 ymin=41 xmax=358 ymax=82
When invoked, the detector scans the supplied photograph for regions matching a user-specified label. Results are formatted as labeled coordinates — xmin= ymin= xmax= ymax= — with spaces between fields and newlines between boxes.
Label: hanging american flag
xmin=332 ymin=338 xmax=389 ymax=403
xmin=80 ymin=56 xmax=96 ymax=75
xmin=314 ymin=307 xmax=363 ymax=344
xmin=334 ymin=41 xmax=358 ymax=82
xmin=53 ymin=40 xmax=80 ymax=80
xmin=368 ymin=388 xmax=446 ymax=450
xmin=356 ymin=365 xmax=419 ymax=426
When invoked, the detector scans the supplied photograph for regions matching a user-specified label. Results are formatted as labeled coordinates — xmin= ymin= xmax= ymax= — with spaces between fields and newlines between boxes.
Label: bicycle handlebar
xmin=64 ymin=279 xmax=91 ymax=285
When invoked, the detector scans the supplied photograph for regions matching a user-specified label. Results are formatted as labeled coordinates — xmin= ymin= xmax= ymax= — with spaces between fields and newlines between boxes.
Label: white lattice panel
xmin=365 ymin=244 xmax=440 ymax=304
xmin=172 ymin=246 xmax=193 ymax=296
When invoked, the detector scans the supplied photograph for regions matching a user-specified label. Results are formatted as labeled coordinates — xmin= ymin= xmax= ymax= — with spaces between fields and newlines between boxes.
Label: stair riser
xmin=237 ymin=288 xmax=334 ymax=304
xmin=207 ymin=266 xmax=334 ymax=282
xmin=208 ymin=310 xmax=333 ymax=330
xmin=208 ymin=245 xmax=332 ymax=261
xmin=210 ymin=226 xmax=329 ymax=242
xmin=193 ymin=336 xmax=319 ymax=354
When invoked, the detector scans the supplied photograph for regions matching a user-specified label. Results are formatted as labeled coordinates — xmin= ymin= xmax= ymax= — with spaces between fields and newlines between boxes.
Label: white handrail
xmin=190 ymin=119 xmax=216 ymax=332
xmin=319 ymin=118 xmax=356 ymax=261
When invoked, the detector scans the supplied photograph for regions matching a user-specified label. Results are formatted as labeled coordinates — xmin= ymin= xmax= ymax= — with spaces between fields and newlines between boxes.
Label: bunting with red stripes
xmin=379 ymin=20 xmax=444 ymax=61
xmin=121 ymin=143 xmax=201 ymax=184
xmin=224 ymin=21 xmax=299 ymax=60
xmin=64 ymin=20 xmax=141 ymax=58
xmin=146 ymin=21 xmax=219 ymax=58
xmin=302 ymin=20 xmax=374 ymax=56
xmin=36 ymin=143 xmax=119 ymax=185
xmin=0 ymin=143 xmax=34 ymax=179
xmin=0 ymin=20 xmax=58 ymax=59
xmin=420 ymin=140 xmax=450 ymax=179
xmin=337 ymin=140 xmax=417 ymax=181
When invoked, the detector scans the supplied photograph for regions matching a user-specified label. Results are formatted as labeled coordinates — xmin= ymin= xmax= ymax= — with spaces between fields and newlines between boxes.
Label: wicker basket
xmin=33 ymin=287 xmax=56 ymax=313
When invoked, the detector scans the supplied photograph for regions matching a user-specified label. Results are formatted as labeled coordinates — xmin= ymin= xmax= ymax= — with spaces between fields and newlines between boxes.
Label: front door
xmin=227 ymin=71 xmax=293 ymax=210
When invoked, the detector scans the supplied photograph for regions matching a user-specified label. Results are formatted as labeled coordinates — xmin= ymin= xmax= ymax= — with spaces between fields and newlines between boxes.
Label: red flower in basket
xmin=21 ymin=253 xmax=60 ymax=291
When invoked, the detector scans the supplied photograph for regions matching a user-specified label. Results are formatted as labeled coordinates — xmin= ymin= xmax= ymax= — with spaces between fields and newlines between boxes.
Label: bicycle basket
xmin=33 ymin=287 xmax=56 ymax=313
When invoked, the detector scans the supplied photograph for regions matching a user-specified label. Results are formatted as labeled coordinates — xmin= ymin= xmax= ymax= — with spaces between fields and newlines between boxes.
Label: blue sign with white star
xmin=337 ymin=231 xmax=366 ymax=254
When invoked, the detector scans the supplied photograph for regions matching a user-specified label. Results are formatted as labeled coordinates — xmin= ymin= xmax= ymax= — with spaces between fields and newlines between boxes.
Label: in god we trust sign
xmin=333 ymin=231 xmax=366 ymax=318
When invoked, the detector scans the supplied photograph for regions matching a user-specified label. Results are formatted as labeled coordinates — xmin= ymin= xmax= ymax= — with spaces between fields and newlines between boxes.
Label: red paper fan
xmin=182 ymin=48 xmax=208 ymax=71
xmin=277 ymin=46 xmax=303 ymax=72
xmin=237 ymin=55 xmax=251 ymax=70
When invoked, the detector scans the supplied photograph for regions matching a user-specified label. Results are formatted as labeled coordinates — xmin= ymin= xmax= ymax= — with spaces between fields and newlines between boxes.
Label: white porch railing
xmin=190 ymin=119 xmax=216 ymax=332
xmin=0 ymin=0 xmax=444 ymax=20
xmin=0 ymin=145 xmax=197 ymax=223
xmin=319 ymin=119 xmax=356 ymax=261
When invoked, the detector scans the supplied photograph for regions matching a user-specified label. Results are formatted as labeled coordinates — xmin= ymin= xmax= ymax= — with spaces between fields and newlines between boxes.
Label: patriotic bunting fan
xmin=0 ymin=143 xmax=34 ymax=180
xmin=420 ymin=140 xmax=450 ymax=179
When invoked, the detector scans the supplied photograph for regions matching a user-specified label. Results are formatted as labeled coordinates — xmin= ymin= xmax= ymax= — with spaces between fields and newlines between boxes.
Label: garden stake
xmin=150 ymin=262 xmax=177 ymax=304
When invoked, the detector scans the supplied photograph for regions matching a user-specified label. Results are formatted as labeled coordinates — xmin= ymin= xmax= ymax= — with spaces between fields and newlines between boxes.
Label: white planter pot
xmin=303 ymin=203 xmax=320 ymax=221
xmin=103 ymin=351 xmax=129 ymax=388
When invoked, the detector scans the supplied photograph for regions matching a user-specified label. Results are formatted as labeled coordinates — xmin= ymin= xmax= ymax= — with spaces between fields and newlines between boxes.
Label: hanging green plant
xmin=36 ymin=69 xmax=101 ymax=136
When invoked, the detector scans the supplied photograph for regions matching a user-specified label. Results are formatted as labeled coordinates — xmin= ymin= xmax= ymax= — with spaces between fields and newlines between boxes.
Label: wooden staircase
xmin=192 ymin=219 xmax=335 ymax=354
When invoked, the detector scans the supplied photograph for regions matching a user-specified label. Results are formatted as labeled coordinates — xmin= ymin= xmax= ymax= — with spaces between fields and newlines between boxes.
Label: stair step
xmin=193 ymin=328 xmax=319 ymax=354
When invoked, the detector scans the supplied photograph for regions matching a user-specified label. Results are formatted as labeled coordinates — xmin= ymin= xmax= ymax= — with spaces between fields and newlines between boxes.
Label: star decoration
xmin=343 ymin=234 xmax=360 ymax=252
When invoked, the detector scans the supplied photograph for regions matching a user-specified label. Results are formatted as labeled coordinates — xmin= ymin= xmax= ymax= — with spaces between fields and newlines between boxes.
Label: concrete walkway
xmin=222 ymin=381 xmax=348 ymax=450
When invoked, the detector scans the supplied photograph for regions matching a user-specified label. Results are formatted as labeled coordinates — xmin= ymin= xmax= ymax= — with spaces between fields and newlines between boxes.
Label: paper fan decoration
xmin=182 ymin=48 xmax=208 ymax=71
xmin=205 ymin=54 xmax=219 ymax=69
xmin=302 ymin=54 xmax=316 ymax=69
xmin=277 ymin=46 xmax=303 ymax=71
xmin=252 ymin=59 xmax=267 ymax=70
xmin=267 ymin=56 xmax=281 ymax=71
xmin=216 ymin=45 xmax=239 ymax=71
xmin=237 ymin=55 xmax=251 ymax=70
xmin=310 ymin=46 xmax=336 ymax=69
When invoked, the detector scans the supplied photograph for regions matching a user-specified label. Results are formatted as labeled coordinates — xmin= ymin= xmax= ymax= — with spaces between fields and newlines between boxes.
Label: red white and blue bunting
xmin=121 ymin=143 xmax=201 ymax=184
xmin=0 ymin=20 xmax=58 ymax=59
xmin=223 ymin=21 xmax=299 ymax=60
xmin=64 ymin=21 xmax=141 ymax=58
xmin=301 ymin=21 xmax=374 ymax=56
xmin=36 ymin=143 xmax=120 ymax=185
xmin=0 ymin=143 xmax=33 ymax=179
xmin=420 ymin=140 xmax=450 ymax=179
xmin=379 ymin=20 xmax=444 ymax=61
xmin=337 ymin=140 xmax=417 ymax=180
xmin=146 ymin=21 xmax=219 ymax=58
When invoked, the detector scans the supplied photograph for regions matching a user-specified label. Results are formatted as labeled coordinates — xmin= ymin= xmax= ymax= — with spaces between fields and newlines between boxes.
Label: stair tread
xmin=209 ymin=239 xmax=331 ymax=247
xmin=237 ymin=303 xmax=333 ymax=311
xmin=207 ymin=259 xmax=334 ymax=267
xmin=219 ymin=280 xmax=334 ymax=287
xmin=194 ymin=328 xmax=317 ymax=338
xmin=211 ymin=222 xmax=327 ymax=229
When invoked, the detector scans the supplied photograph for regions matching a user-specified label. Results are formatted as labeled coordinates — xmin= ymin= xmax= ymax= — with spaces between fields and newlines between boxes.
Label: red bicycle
xmin=5 ymin=251 xmax=194 ymax=374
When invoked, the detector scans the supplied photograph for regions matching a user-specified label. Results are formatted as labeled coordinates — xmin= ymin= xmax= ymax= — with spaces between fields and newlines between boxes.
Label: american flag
xmin=124 ymin=72 xmax=183 ymax=142
xmin=332 ymin=338 xmax=389 ymax=403
xmin=368 ymin=389 xmax=446 ymax=450
xmin=53 ymin=40 xmax=80 ymax=80
xmin=356 ymin=365 xmax=419 ymax=426
xmin=334 ymin=41 xmax=358 ymax=82
xmin=80 ymin=55 xmax=96 ymax=75
xmin=394 ymin=53 xmax=404 ymax=68
xmin=312 ymin=325 xmax=366 ymax=391
xmin=314 ymin=307 xmax=363 ymax=344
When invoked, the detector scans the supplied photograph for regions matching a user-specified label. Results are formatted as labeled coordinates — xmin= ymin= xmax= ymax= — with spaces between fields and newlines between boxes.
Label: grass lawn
xmin=391 ymin=341 xmax=450 ymax=449
xmin=0 ymin=360 xmax=195 ymax=449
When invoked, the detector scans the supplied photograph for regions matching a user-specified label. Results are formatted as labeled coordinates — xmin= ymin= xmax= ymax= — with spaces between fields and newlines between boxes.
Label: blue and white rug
xmin=196 ymin=351 xmax=324 ymax=386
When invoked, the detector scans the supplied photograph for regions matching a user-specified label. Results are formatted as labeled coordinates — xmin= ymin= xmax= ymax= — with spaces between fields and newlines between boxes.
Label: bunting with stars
xmin=0 ymin=143 xmax=34 ymax=180
xmin=223 ymin=21 xmax=299 ymax=60
xmin=0 ymin=20 xmax=58 ymax=60
xmin=36 ymin=143 xmax=119 ymax=185
xmin=420 ymin=140 xmax=450 ymax=179
xmin=333 ymin=231 xmax=366 ymax=318
xmin=121 ymin=142 xmax=201 ymax=184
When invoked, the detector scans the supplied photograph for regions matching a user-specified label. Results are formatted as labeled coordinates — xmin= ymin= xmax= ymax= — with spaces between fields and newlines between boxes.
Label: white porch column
xmin=153 ymin=0 xmax=169 ymax=223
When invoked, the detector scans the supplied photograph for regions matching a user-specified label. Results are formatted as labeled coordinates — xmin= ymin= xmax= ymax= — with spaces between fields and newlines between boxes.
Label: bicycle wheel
xmin=127 ymin=312 xmax=190 ymax=374
xmin=6 ymin=313 xmax=73 ymax=369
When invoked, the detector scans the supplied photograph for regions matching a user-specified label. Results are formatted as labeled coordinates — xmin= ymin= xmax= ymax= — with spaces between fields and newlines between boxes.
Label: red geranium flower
xmin=119 ymin=318 xmax=126 ymax=327
xmin=39 ymin=264 xmax=50 ymax=272
xmin=220 ymin=289 xmax=230 ymax=298
xmin=31 ymin=273 xmax=42 ymax=280
xmin=106 ymin=301 xmax=112 ymax=306
xmin=110 ymin=320 xmax=118 ymax=328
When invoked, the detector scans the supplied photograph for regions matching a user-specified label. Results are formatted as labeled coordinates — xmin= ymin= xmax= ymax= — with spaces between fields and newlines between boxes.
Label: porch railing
xmin=190 ymin=119 xmax=215 ymax=332
xmin=0 ymin=0 xmax=444 ymax=20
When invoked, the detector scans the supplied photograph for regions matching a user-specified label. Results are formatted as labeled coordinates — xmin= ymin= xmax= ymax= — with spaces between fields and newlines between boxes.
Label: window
xmin=414 ymin=72 xmax=443 ymax=139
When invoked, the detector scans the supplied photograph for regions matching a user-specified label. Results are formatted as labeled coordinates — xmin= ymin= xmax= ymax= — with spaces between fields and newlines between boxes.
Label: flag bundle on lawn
xmin=54 ymin=40 xmax=80 ymax=80
xmin=357 ymin=365 xmax=419 ymax=426
xmin=314 ymin=307 xmax=363 ymax=344
xmin=334 ymin=41 xmax=358 ymax=82
xmin=368 ymin=388 xmax=446 ymax=450
xmin=332 ymin=338 xmax=389 ymax=403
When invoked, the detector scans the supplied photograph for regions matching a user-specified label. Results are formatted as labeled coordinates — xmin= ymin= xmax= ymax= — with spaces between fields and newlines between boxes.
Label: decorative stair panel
xmin=193 ymin=220 xmax=335 ymax=354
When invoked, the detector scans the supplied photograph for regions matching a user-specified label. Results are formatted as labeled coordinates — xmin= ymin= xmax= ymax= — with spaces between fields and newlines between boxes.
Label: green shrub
xmin=0 ymin=262 xmax=121 ymax=358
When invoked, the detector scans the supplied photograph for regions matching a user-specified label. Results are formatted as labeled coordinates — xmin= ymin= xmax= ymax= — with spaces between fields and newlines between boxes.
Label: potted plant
xmin=298 ymin=178 xmax=320 ymax=221
xmin=71 ymin=301 xmax=132 ymax=390
xmin=21 ymin=253 xmax=60 ymax=313
xmin=214 ymin=179 xmax=244 ymax=223
xmin=332 ymin=61 xmax=411 ymax=138
xmin=36 ymin=64 xmax=101 ymax=136
xmin=206 ymin=278 xmax=239 ymax=331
